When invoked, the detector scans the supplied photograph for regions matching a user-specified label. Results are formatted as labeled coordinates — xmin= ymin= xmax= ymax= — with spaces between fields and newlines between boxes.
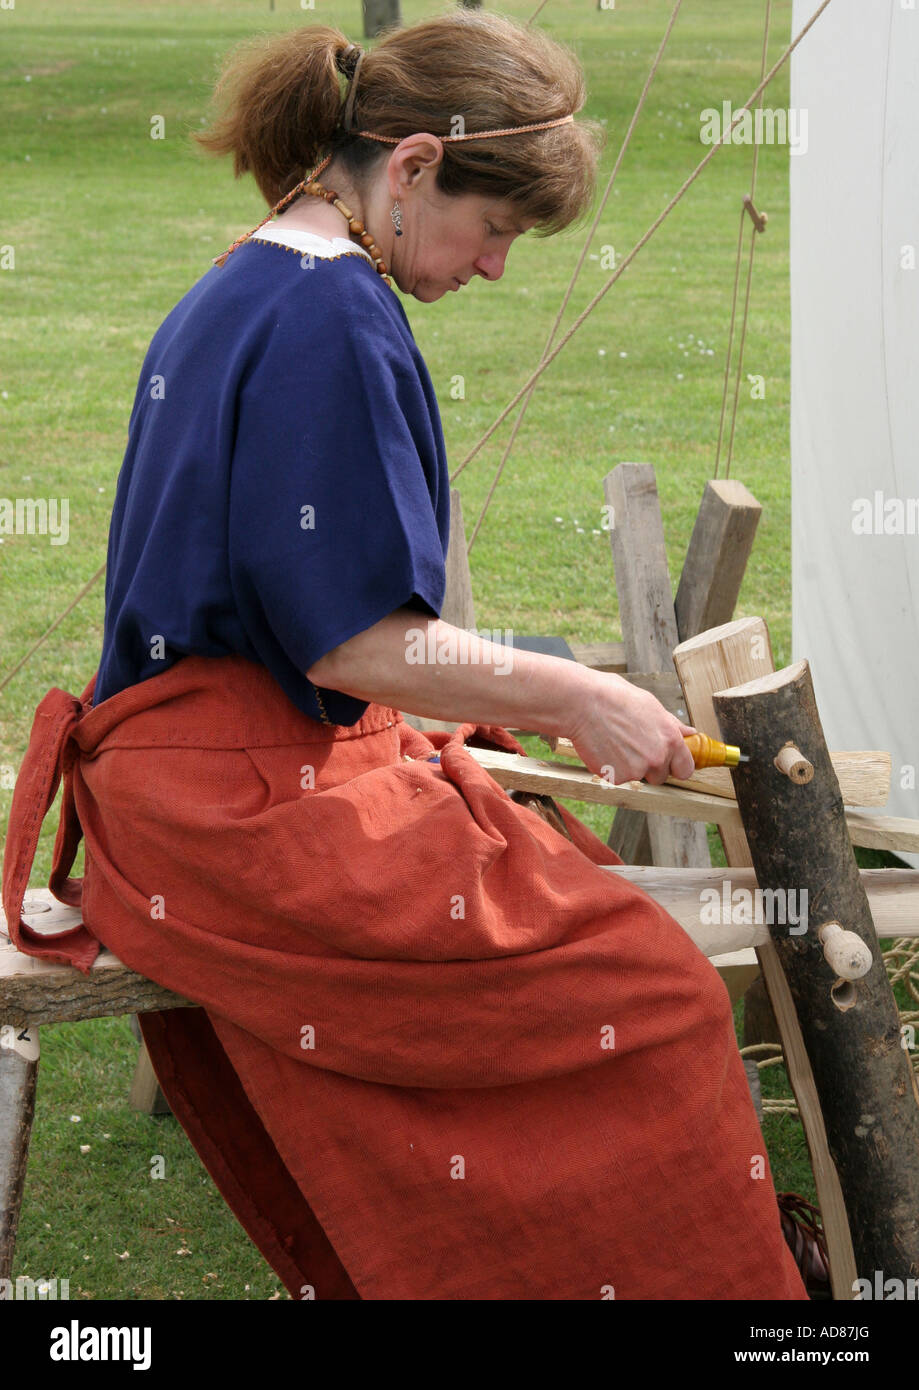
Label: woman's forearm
xmin=306 ymin=608 xmax=592 ymax=738
xmin=306 ymin=607 xmax=698 ymax=784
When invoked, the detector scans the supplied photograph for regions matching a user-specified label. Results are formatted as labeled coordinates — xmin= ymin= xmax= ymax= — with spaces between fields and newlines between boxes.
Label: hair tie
xmin=337 ymin=43 xmax=366 ymax=133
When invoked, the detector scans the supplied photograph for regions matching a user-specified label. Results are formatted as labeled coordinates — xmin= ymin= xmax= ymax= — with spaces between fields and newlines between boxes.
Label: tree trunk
xmin=713 ymin=659 xmax=919 ymax=1284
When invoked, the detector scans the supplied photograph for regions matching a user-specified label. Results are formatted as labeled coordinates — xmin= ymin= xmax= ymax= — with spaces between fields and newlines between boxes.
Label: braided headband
xmin=335 ymin=41 xmax=575 ymax=141
xmin=355 ymin=115 xmax=575 ymax=143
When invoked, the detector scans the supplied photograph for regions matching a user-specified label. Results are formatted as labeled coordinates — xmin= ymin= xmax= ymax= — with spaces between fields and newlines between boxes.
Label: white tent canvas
xmin=791 ymin=0 xmax=919 ymax=864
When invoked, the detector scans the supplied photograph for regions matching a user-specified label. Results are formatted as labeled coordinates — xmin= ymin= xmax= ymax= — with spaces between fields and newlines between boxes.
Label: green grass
xmin=1 ymin=0 xmax=911 ymax=1299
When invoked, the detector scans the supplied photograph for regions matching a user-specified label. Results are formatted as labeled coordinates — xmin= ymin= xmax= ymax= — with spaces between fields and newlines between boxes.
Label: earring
xmin=391 ymin=200 xmax=403 ymax=237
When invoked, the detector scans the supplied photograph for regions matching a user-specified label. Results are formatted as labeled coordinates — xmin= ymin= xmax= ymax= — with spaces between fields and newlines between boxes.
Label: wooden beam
xmin=0 ymin=1036 xmax=38 ymax=1281
xmin=567 ymin=641 xmax=626 ymax=673
xmin=713 ymin=659 xmax=919 ymax=1286
xmin=0 ymin=933 xmax=192 ymax=1026
xmin=4 ymin=870 xmax=918 ymax=1027
xmin=603 ymin=866 xmax=919 ymax=942
xmin=673 ymin=617 xmax=859 ymax=1301
xmin=546 ymin=739 xmax=891 ymax=808
xmin=604 ymin=463 xmax=710 ymax=868
xmin=129 ymin=1042 xmax=172 ymax=1116
xmin=675 ymin=479 xmax=762 ymax=640
xmin=440 ymin=488 xmax=476 ymax=631
xmin=467 ymin=748 xmax=919 ymax=854
xmin=673 ymin=617 xmax=778 ymax=818
xmin=843 ymin=812 xmax=919 ymax=855
xmin=465 ymin=748 xmax=744 ymax=824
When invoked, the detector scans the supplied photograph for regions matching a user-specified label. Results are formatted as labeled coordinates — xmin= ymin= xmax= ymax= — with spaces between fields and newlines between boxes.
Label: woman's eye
xmin=486 ymin=222 xmax=502 ymax=237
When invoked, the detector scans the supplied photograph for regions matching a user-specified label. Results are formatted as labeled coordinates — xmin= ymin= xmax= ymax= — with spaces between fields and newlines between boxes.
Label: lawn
xmin=0 ymin=0 xmax=907 ymax=1299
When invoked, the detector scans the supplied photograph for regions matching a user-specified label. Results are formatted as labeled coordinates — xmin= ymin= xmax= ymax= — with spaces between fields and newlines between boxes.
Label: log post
xmin=674 ymin=479 xmax=761 ymax=641
xmin=674 ymin=618 xmax=858 ymax=1298
xmin=0 ymin=1025 xmax=39 ymax=1282
xmin=440 ymin=488 xmax=476 ymax=632
xmin=604 ymin=463 xmax=710 ymax=868
xmin=362 ymin=0 xmax=400 ymax=39
xmin=713 ymin=659 xmax=919 ymax=1284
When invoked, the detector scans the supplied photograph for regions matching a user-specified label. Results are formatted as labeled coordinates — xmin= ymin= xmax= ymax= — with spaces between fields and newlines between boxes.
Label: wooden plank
xmin=0 ymin=939 xmax=192 ymax=1027
xmin=674 ymin=618 xmax=859 ymax=1302
xmin=440 ymin=487 xmax=476 ymax=631
xmin=606 ymin=463 xmax=682 ymax=671
xmin=468 ymin=747 xmax=919 ymax=852
xmin=602 ymin=866 xmax=919 ymax=941
xmin=669 ymin=750 xmax=890 ymax=807
xmin=547 ymin=739 xmax=891 ymax=808
xmin=714 ymin=659 xmax=919 ymax=1286
xmin=844 ymin=812 xmax=919 ymax=855
xmin=464 ymin=748 xmax=743 ymax=824
xmin=4 ymin=870 xmax=917 ymax=1026
xmin=674 ymin=479 xmax=762 ymax=640
xmin=673 ymin=617 xmax=777 ymax=825
xmin=567 ymin=641 xmax=626 ymax=673
xmin=604 ymin=463 xmax=710 ymax=868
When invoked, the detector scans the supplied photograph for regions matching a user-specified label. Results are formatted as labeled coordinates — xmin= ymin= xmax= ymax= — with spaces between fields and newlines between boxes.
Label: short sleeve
xmin=227 ymin=293 xmax=450 ymax=726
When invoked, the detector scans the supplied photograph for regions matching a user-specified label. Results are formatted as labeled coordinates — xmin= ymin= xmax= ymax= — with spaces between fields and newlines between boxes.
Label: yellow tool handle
xmin=683 ymin=732 xmax=743 ymax=769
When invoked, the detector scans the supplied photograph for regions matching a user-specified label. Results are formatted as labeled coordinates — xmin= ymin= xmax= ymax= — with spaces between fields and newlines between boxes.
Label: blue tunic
xmin=94 ymin=230 xmax=450 ymax=726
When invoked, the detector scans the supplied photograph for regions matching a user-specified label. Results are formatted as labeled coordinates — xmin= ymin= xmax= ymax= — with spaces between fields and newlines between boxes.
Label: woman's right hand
xmin=564 ymin=670 xmax=697 ymax=786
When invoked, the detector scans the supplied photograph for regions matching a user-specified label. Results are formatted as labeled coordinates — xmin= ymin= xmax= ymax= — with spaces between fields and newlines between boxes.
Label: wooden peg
xmin=773 ymin=742 xmax=814 ymax=784
xmin=742 ymin=193 xmax=768 ymax=233
xmin=818 ymin=921 xmax=873 ymax=981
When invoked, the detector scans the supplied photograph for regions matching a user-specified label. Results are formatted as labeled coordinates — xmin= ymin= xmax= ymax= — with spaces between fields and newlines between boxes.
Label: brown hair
xmin=194 ymin=8 xmax=604 ymax=237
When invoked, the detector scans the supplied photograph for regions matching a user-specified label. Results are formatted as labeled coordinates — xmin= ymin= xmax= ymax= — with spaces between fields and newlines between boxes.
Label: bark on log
xmin=713 ymin=659 xmax=919 ymax=1283
xmin=675 ymin=616 xmax=858 ymax=1297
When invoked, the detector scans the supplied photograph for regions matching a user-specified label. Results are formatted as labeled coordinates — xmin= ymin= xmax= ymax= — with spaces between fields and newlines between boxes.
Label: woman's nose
xmin=474 ymin=250 xmax=509 ymax=282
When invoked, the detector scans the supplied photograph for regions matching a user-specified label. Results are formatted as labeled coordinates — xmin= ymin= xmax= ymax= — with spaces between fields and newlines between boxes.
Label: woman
xmin=3 ymin=12 xmax=807 ymax=1300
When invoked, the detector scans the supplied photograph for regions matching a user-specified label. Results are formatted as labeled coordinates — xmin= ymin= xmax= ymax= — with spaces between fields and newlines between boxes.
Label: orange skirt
xmin=2 ymin=654 xmax=807 ymax=1300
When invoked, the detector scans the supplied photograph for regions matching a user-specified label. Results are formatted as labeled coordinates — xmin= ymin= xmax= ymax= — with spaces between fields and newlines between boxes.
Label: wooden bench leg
xmin=0 ymin=1024 xmax=39 ymax=1283
xmin=129 ymin=1038 xmax=172 ymax=1116
xmin=128 ymin=1015 xmax=171 ymax=1116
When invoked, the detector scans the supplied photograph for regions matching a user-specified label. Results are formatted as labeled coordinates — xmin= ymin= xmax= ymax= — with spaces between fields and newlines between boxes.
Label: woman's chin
xmin=410 ymin=280 xmax=452 ymax=303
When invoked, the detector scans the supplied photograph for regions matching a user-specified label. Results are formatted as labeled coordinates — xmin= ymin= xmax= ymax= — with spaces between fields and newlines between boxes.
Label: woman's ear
xmin=389 ymin=134 xmax=445 ymax=195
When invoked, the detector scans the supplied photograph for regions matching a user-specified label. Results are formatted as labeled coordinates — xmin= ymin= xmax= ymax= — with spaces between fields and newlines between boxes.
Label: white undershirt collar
xmin=251 ymin=226 xmax=374 ymax=265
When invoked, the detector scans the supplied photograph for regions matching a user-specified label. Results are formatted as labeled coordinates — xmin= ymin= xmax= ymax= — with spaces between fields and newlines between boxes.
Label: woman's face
xmin=382 ymin=138 xmax=538 ymax=302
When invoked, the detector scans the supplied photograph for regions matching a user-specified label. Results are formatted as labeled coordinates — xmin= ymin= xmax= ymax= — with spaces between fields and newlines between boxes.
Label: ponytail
xmin=194 ymin=25 xmax=352 ymax=206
